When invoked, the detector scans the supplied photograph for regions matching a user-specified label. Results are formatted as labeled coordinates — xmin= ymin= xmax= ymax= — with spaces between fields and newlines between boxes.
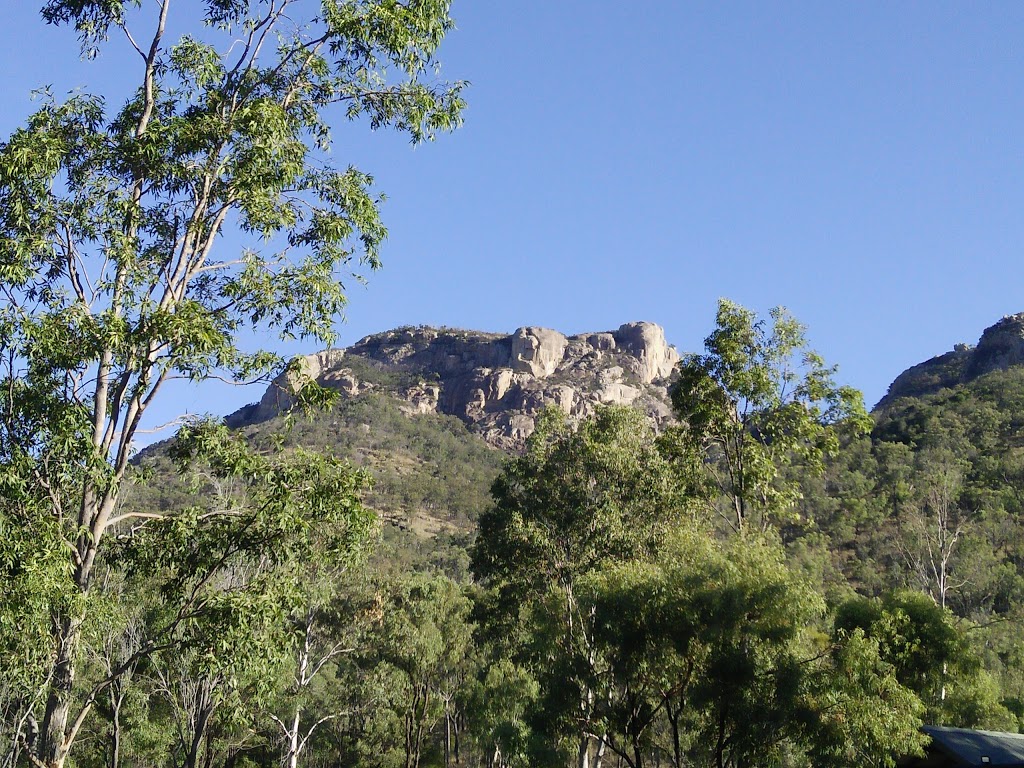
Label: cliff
xmin=227 ymin=322 xmax=680 ymax=450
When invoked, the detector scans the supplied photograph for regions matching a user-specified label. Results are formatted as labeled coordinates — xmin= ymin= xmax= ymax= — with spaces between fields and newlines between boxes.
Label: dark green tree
xmin=355 ymin=573 xmax=475 ymax=768
xmin=584 ymin=530 xmax=925 ymax=768
xmin=472 ymin=406 xmax=689 ymax=768
xmin=834 ymin=590 xmax=1014 ymax=728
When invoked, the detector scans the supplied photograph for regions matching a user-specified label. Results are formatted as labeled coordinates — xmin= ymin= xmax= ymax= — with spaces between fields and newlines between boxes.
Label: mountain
xmin=804 ymin=312 xmax=1024 ymax=621
xmin=226 ymin=321 xmax=680 ymax=451
xmin=139 ymin=313 xmax=1024 ymax=545
xmin=876 ymin=313 xmax=1024 ymax=409
xmin=135 ymin=322 xmax=681 ymax=540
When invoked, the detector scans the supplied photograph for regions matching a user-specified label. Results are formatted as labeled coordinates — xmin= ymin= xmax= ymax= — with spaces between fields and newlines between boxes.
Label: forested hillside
xmin=12 ymin=302 xmax=1024 ymax=767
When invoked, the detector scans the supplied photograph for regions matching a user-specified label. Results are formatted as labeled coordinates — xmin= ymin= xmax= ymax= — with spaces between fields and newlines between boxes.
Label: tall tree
xmin=355 ymin=573 xmax=475 ymax=768
xmin=472 ymin=406 xmax=688 ymax=768
xmin=124 ymin=419 xmax=376 ymax=767
xmin=0 ymin=3 xmax=463 ymax=766
xmin=669 ymin=299 xmax=871 ymax=533
xmin=898 ymin=449 xmax=973 ymax=610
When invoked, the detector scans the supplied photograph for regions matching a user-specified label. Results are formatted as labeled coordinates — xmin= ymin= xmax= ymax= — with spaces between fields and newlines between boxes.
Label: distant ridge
xmin=877 ymin=313 xmax=1024 ymax=409
xmin=227 ymin=322 xmax=680 ymax=450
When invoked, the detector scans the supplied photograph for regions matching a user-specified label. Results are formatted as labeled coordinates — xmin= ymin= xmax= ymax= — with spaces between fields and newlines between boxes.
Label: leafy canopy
xmin=669 ymin=299 xmax=871 ymax=532
xmin=0 ymin=2 xmax=463 ymax=765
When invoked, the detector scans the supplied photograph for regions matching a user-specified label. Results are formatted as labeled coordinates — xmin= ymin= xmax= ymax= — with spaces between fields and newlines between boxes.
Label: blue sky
xmin=2 ymin=3 xmax=1023 ymax=435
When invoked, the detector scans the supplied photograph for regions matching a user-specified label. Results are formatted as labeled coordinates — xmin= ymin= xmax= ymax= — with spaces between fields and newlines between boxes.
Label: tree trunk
xmin=715 ymin=708 xmax=727 ymax=768
xmin=594 ymin=734 xmax=607 ymax=768
xmin=444 ymin=711 xmax=451 ymax=767
xmin=184 ymin=685 xmax=214 ymax=768
xmin=577 ymin=736 xmax=591 ymax=768
xmin=631 ymin=734 xmax=643 ymax=768
xmin=38 ymin=611 xmax=84 ymax=768
xmin=453 ymin=712 xmax=461 ymax=766
xmin=664 ymin=697 xmax=682 ymax=768
xmin=37 ymin=485 xmax=109 ymax=768
xmin=286 ymin=705 xmax=301 ymax=768
xmin=109 ymin=688 xmax=123 ymax=768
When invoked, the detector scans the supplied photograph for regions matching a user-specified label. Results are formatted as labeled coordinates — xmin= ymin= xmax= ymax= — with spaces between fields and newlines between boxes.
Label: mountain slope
xmin=877 ymin=313 xmax=1024 ymax=409
xmin=134 ymin=322 xmax=681 ymax=537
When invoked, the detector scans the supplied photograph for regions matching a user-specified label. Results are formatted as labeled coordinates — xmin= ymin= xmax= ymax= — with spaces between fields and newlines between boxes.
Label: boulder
xmin=488 ymin=368 xmax=515 ymax=401
xmin=598 ymin=382 xmax=641 ymax=405
xmin=613 ymin=322 xmax=680 ymax=383
xmin=549 ymin=384 xmax=576 ymax=414
xmin=254 ymin=349 xmax=347 ymax=417
xmin=587 ymin=332 xmax=616 ymax=351
xmin=401 ymin=383 xmax=440 ymax=415
xmin=510 ymin=327 xmax=568 ymax=378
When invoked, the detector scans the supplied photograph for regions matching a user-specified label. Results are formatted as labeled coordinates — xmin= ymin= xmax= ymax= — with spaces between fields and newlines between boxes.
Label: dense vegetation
xmin=13 ymin=295 xmax=1024 ymax=767
xmin=2 ymin=4 xmax=1024 ymax=767
xmin=0 ymin=2 xmax=464 ymax=766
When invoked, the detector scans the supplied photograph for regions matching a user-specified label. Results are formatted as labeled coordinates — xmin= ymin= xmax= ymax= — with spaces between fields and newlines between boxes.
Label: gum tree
xmin=0 ymin=2 xmax=464 ymax=766
xmin=472 ymin=407 xmax=688 ymax=768
xmin=669 ymin=299 xmax=872 ymax=533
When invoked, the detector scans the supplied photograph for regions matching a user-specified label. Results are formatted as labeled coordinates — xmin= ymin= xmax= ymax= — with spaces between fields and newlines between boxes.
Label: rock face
xmin=250 ymin=349 xmax=349 ymax=419
xmin=966 ymin=313 xmax=1024 ymax=378
xmin=613 ymin=322 xmax=678 ymax=384
xmin=878 ymin=313 xmax=1024 ymax=409
xmin=232 ymin=322 xmax=681 ymax=450
xmin=510 ymin=327 xmax=568 ymax=377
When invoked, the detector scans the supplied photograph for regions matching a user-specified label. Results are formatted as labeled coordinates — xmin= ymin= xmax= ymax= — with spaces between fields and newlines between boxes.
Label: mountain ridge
xmin=877 ymin=313 xmax=1024 ymax=410
xmin=227 ymin=321 xmax=681 ymax=450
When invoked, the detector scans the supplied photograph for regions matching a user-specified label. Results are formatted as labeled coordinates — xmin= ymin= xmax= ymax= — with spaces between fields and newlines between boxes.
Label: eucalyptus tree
xmin=897 ymin=449 xmax=973 ymax=610
xmin=354 ymin=573 xmax=474 ymax=768
xmin=582 ymin=530 xmax=926 ymax=768
xmin=0 ymin=2 xmax=463 ymax=766
xmin=669 ymin=299 xmax=872 ymax=533
xmin=472 ymin=406 xmax=689 ymax=768
xmin=113 ymin=418 xmax=376 ymax=768
xmin=833 ymin=590 xmax=1016 ymax=729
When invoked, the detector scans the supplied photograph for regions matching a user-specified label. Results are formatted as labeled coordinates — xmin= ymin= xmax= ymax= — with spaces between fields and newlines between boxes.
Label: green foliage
xmin=804 ymin=628 xmax=927 ymax=766
xmin=832 ymin=591 xmax=1015 ymax=728
xmin=469 ymin=402 xmax=926 ymax=768
xmin=471 ymin=406 xmax=690 ymax=766
xmin=342 ymin=572 xmax=475 ymax=768
xmin=463 ymin=659 xmax=539 ymax=768
xmin=474 ymin=406 xmax=687 ymax=601
xmin=580 ymin=529 xmax=924 ymax=768
xmin=0 ymin=1 xmax=463 ymax=762
xmin=669 ymin=299 xmax=871 ymax=532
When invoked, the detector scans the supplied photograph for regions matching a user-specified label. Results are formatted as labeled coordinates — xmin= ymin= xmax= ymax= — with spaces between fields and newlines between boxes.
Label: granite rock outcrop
xmin=231 ymin=322 xmax=681 ymax=450
xmin=878 ymin=313 xmax=1024 ymax=409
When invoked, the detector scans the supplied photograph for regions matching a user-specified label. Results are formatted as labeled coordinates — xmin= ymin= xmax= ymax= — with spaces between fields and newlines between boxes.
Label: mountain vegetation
xmin=14 ymin=288 xmax=1024 ymax=766
xmin=4 ymin=4 xmax=1024 ymax=768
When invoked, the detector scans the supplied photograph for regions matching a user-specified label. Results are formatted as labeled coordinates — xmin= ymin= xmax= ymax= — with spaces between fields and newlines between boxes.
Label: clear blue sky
xmin=3 ymin=3 xmax=1023 ymax=436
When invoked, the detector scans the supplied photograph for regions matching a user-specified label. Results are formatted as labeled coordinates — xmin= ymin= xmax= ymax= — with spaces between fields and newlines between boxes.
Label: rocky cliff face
xmin=878 ymin=313 xmax=1024 ymax=409
xmin=229 ymin=322 xmax=681 ymax=450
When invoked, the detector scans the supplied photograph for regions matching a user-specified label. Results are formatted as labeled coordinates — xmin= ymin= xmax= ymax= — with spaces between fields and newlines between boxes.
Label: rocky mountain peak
xmin=966 ymin=313 xmax=1024 ymax=378
xmin=230 ymin=322 xmax=681 ymax=450
xmin=878 ymin=312 xmax=1024 ymax=409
